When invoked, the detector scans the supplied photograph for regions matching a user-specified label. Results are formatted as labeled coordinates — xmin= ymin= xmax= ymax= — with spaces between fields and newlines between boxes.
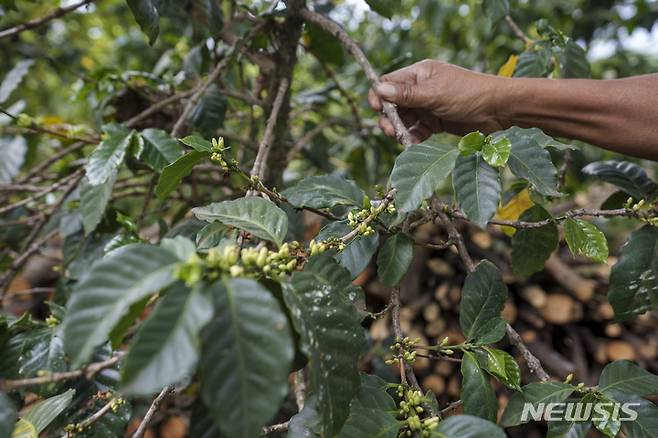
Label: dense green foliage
xmin=2 ymin=1 xmax=658 ymax=437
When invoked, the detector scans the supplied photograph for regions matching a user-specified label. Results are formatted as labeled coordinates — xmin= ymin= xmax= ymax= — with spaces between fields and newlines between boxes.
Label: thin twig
xmin=132 ymin=385 xmax=173 ymax=438
xmin=0 ymin=0 xmax=93 ymax=39
xmin=0 ymin=168 xmax=83 ymax=215
xmin=263 ymin=421 xmax=289 ymax=434
xmin=0 ymin=353 xmax=124 ymax=391
xmin=504 ymin=15 xmax=532 ymax=45
xmin=506 ymin=324 xmax=550 ymax=381
xmin=340 ymin=189 xmax=396 ymax=242
xmin=299 ymin=8 xmax=413 ymax=148
xmin=125 ymin=90 xmax=194 ymax=128
xmin=250 ymin=78 xmax=290 ymax=182
xmin=70 ymin=397 xmax=120 ymax=435
xmin=440 ymin=400 xmax=463 ymax=415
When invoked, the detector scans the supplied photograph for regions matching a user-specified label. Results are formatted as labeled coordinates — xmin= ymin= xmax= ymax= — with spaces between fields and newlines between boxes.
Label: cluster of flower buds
xmin=173 ymin=253 xmax=204 ymax=286
xmin=436 ymin=335 xmax=455 ymax=356
xmin=347 ymin=200 xmax=396 ymax=237
xmin=209 ymin=137 xmax=229 ymax=169
xmin=309 ymin=238 xmax=346 ymax=256
xmin=622 ymin=197 xmax=658 ymax=226
xmin=386 ymin=336 xmax=420 ymax=365
xmin=396 ymin=387 xmax=440 ymax=437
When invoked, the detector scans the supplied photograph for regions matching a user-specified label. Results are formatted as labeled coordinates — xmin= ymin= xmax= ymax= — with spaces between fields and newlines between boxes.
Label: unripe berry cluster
xmin=396 ymin=386 xmax=439 ymax=437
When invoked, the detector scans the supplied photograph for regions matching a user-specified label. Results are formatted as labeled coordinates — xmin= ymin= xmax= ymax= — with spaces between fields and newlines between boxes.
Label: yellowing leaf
xmin=12 ymin=419 xmax=37 ymax=438
xmin=498 ymin=55 xmax=518 ymax=77
xmin=495 ymin=188 xmax=533 ymax=235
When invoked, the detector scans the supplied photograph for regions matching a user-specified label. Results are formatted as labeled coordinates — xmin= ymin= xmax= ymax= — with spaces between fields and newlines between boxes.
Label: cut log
xmin=544 ymin=254 xmax=596 ymax=301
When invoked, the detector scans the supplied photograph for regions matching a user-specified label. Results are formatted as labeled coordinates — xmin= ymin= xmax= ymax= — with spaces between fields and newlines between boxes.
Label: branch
xmin=68 ymin=397 xmax=121 ymax=436
xmin=249 ymin=78 xmax=290 ymax=181
xmin=339 ymin=189 xmax=396 ymax=243
xmin=125 ymin=89 xmax=194 ymax=128
xmin=0 ymin=0 xmax=93 ymax=39
xmin=299 ymin=8 xmax=413 ymax=148
xmin=504 ymin=15 xmax=532 ymax=45
xmin=506 ymin=324 xmax=550 ymax=381
xmin=0 ymin=168 xmax=84 ymax=215
xmin=263 ymin=421 xmax=289 ymax=434
xmin=132 ymin=385 xmax=173 ymax=438
xmin=0 ymin=353 xmax=124 ymax=391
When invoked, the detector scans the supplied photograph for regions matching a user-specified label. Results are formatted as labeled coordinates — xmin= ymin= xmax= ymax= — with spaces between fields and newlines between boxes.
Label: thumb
xmin=375 ymin=81 xmax=433 ymax=108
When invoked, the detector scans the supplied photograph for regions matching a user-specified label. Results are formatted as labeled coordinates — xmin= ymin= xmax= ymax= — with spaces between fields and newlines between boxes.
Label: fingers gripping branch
xmin=299 ymin=8 xmax=414 ymax=148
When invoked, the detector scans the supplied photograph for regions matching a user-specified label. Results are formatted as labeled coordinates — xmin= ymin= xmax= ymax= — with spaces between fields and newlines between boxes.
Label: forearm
xmin=497 ymin=75 xmax=658 ymax=160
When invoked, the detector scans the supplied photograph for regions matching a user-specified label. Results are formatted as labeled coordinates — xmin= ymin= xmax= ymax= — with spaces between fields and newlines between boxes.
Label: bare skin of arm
xmin=368 ymin=59 xmax=658 ymax=161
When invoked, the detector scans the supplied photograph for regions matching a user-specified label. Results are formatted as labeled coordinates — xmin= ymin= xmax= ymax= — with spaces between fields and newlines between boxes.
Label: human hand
xmin=368 ymin=60 xmax=510 ymax=143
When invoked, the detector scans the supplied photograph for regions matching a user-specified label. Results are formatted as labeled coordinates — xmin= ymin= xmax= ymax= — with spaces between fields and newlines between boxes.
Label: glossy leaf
xmin=283 ymin=271 xmax=367 ymax=436
xmin=0 ymin=59 xmax=33 ymax=104
xmin=126 ymin=0 xmax=160 ymax=44
xmin=62 ymin=244 xmax=179 ymax=367
xmin=613 ymin=394 xmax=658 ymax=438
xmin=453 ymin=153 xmax=501 ymax=227
xmin=559 ymin=39 xmax=591 ymax=78
xmin=178 ymin=135 xmax=213 ymax=152
xmin=193 ymin=197 xmax=288 ymax=247
xmin=390 ymin=140 xmax=459 ymax=212
xmin=0 ymin=136 xmax=26 ymax=183
xmin=196 ymin=222 xmax=235 ymax=250
xmin=200 ymin=279 xmax=294 ymax=438
xmin=501 ymin=381 xmax=575 ymax=427
xmin=511 ymin=205 xmax=558 ymax=276
xmin=598 ymin=360 xmax=658 ymax=397
xmin=22 ymin=389 xmax=75 ymax=433
xmin=79 ymin=173 xmax=116 ymax=235
xmin=11 ymin=419 xmax=36 ymax=438
xmin=608 ymin=226 xmax=658 ymax=320
xmin=482 ymin=137 xmax=511 ymax=167
xmin=436 ymin=415 xmax=506 ymax=438
xmin=459 ymin=260 xmax=508 ymax=343
xmin=461 ymin=351 xmax=497 ymax=421
xmin=282 ymin=175 xmax=365 ymax=209
xmin=494 ymin=127 xmax=560 ymax=196
xmin=458 ymin=131 xmax=486 ymax=156
xmin=582 ymin=160 xmax=657 ymax=201
xmin=337 ymin=374 xmax=400 ymax=438
xmin=140 ymin=128 xmax=183 ymax=172
xmin=156 ymin=150 xmax=210 ymax=200
xmin=482 ymin=347 xmax=521 ymax=390
xmin=563 ymin=218 xmax=608 ymax=263
xmin=86 ymin=124 xmax=134 ymax=186
xmin=377 ymin=233 xmax=413 ymax=286
xmin=121 ymin=282 xmax=213 ymax=395
xmin=513 ymin=49 xmax=552 ymax=78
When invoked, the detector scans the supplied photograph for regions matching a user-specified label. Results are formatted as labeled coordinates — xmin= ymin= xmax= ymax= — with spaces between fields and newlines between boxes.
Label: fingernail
xmin=376 ymin=82 xmax=396 ymax=98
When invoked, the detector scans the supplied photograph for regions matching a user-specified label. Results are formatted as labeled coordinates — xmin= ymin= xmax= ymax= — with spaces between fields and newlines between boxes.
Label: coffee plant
xmin=1 ymin=1 xmax=658 ymax=437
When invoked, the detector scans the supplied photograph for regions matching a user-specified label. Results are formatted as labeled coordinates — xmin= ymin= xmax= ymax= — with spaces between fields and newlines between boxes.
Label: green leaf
xmin=283 ymin=271 xmax=367 ymax=436
xmin=559 ymin=39 xmax=591 ymax=78
xmin=282 ymin=175 xmax=365 ymax=209
xmin=377 ymin=233 xmax=413 ymax=287
xmin=17 ymin=326 xmax=66 ymax=379
xmin=316 ymin=221 xmax=378 ymax=278
xmin=613 ymin=394 xmax=658 ymax=438
xmin=461 ymin=351 xmax=497 ymax=421
xmin=79 ymin=174 xmax=117 ymax=235
xmin=126 ymin=0 xmax=160 ymax=44
xmin=511 ymin=205 xmax=558 ymax=277
xmin=482 ymin=137 xmax=511 ymax=167
xmin=0 ymin=136 xmax=26 ymax=183
xmin=193 ymin=197 xmax=288 ymax=247
xmin=513 ymin=49 xmax=552 ymax=77
xmin=305 ymin=22 xmax=345 ymax=65
xmin=459 ymin=260 xmax=508 ymax=342
xmin=494 ymin=126 xmax=560 ymax=196
xmin=453 ymin=153 xmax=501 ymax=228
xmin=121 ymin=282 xmax=213 ymax=395
xmin=458 ymin=131 xmax=486 ymax=156
xmin=581 ymin=393 xmax=621 ymax=438
xmin=364 ymin=0 xmax=399 ymax=18
xmin=179 ymin=135 xmax=213 ymax=152
xmin=390 ymin=140 xmax=459 ymax=212
xmin=496 ymin=126 xmax=574 ymax=151
xmin=436 ymin=415 xmax=506 ymax=438
xmin=563 ymin=218 xmax=608 ymax=263
xmin=22 ymin=389 xmax=74 ymax=433
xmin=482 ymin=347 xmax=521 ymax=390
xmin=337 ymin=374 xmax=400 ymax=438
xmin=608 ymin=226 xmax=658 ymax=320
xmin=200 ymin=279 xmax=294 ymax=438
xmin=86 ymin=124 xmax=134 ymax=186
xmin=140 ymin=128 xmax=184 ymax=172
xmin=582 ymin=160 xmax=657 ymax=201
xmin=62 ymin=244 xmax=179 ymax=367
xmin=483 ymin=0 xmax=510 ymax=23
xmin=0 ymin=394 xmax=16 ymax=438
xmin=188 ymin=84 xmax=227 ymax=137
xmin=287 ymin=395 xmax=321 ymax=438
xmin=500 ymin=381 xmax=574 ymax=427
xmin=11 ymin=419 xmax=36 ymax=438
xmin=0 ymin=59 xmax=34 ymax=104
xmin=547 ymin=418 xmax=590 ymax=438
xmin=305 ymin=253 xmax=365 ymax=308
xmin=156 ymin=150 xmax=210 ymax=200
xmin=473 ymin=317 xmax=507 ymax=345
xmin=196 ymin=222 xmax=235 ymax=250
xmin=160 ymin=236 xmax=196 ymax=260
xmin=598 ymin=360 xmax=658 ymax=397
